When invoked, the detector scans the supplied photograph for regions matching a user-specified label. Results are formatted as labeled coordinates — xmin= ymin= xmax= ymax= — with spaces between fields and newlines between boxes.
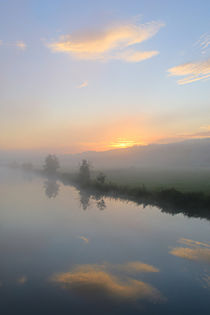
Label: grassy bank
xmin=58 ymin=170 xmax=210 ymax=221
xmin=93 ymin=167 xmax=210 ymax=194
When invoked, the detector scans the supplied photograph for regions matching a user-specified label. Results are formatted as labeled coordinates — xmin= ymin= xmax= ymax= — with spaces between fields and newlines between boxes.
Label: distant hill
xmin=1 ymin=138 xmax=210 ymax=170
xmin=59 ymin=138 xmax=210 ymax=170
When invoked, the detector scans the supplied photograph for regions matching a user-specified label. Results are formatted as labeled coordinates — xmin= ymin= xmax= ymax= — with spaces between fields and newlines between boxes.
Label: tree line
xmin=43 ymin=154 xmax=106 ymax=185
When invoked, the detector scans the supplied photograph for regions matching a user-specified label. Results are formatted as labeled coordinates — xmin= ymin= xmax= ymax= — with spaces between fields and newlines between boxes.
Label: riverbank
xmin=57 ymin=170 xmax=210 ymax=221
xmin=13 ymin=166 xmax=210 ymax=220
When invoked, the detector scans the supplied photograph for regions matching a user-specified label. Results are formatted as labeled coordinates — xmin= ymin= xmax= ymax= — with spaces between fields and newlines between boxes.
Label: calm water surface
xmin=0 ymin=167 xmax=210 ymax=314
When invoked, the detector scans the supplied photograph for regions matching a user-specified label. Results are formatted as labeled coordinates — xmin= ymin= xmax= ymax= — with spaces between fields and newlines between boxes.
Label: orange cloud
xmin=77 ymin=80 xmax=88 ymax=88
xmin=47 ymin=20 xmax=164 ymax=62
xmin=113 ymin=49 xmax=159 ymax=62
xmin=16 ymin=41 xmax=27 ymax=50
xmin=168 ymin=59 xmax=210 ymax=84
xmin=0 ymin=40 xmax=27 ymax=50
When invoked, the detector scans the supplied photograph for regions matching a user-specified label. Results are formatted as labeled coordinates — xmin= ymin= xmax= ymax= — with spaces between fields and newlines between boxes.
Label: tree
xmin=43 ymin=154 xmax=60 ymax=174
xmin=96 ymin=172 xmax=106 ymax=184
xmin=79 ymin=159 xmax=90 ymax=184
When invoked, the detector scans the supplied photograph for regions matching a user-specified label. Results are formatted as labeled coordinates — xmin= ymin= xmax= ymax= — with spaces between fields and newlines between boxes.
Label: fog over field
xmin=2 ymin=138 xmax=210 ymax=170
xmin=59 ymin=138 xmax=210 ymax=170
xmin=2 ymin=138 xmax=210 ymax=193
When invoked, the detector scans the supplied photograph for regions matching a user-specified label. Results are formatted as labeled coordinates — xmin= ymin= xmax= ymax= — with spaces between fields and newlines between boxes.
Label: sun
xmin=110 ymin=138 xmax=145 ymax=149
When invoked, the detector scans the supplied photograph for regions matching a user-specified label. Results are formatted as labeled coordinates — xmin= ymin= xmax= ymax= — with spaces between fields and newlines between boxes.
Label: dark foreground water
xmin=0 ymin=167 xmax=210 ymax=314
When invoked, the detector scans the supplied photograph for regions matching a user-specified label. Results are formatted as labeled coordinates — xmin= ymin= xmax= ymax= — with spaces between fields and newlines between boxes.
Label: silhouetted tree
xmin=43 ymin=154 xmax=60 ymax=175
xmin=79 ymin=159 xmax=90 ymax=185
xmin=96 ymin=172 xmax=106 ymax=184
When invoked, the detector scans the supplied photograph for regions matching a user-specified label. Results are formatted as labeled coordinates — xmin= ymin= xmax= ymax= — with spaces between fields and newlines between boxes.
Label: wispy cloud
xmin=15 ymin=41 xmax=27 ymax=50
xmin=156 ymin=127 xmax=210 ymax=144
xmin=113 ymin=49 xmax=159 ymax=62
xmin=77 ymin=81 xmax=88 ymax=88
xmin=178 ymin=129 xmax=210 ymax=139
xmin=0 ymin=40 xmax=27 ymax=51
xmin=169 ymin=31 xmax=210 ymax=85
xmin=47 ymin=20 xmax=164 ymax=62
xmin=195 ymin=32 xmax=210 ymax=55
xmin=168 ymin=58 xmax=210 ymax=84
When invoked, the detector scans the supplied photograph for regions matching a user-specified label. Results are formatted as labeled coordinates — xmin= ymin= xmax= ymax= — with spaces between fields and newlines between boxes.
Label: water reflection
xmin=51 ymin=261 xmax=165 ymax=304
xmin=170 ymin=238 xmax=210 ymax=263
xmin=96 ymin=198 xmax=106 ymax=211
xmin=59 ymin=174 xmax=210 ymax=221
xmin=17 ymin=275 xmax=27 ymax=285
xmin=2 ymin=168 xmax=210 ymax=314
xmin=78 ymin=236 xmax=89 ymax=244
xmin=79 ymin=189 xmax=106 ymax=211
xmin=170 ymin=238 xmax=210 ymax=293
xmin=203 ymin=275 xmax=210 ymax=288
xmin=79 ymin=189 xmax=91 ymax=210
xmin=44 ymin=178 xmax=60 ymax=198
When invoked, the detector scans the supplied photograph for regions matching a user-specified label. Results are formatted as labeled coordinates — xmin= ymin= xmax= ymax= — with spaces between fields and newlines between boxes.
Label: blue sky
xmin=0 ymin=0 xmax=210 ymax=152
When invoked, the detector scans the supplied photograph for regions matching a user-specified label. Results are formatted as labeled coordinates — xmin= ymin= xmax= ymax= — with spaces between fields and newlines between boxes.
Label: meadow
xmin=95 ymin=167 xmax=210 ymax=194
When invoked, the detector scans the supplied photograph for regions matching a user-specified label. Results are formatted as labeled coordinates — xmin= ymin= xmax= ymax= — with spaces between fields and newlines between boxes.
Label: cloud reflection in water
xmin=50 ymin=262 xmax=165 ymax=304
xmin=170 ymin=238 xmax=210 ymax=263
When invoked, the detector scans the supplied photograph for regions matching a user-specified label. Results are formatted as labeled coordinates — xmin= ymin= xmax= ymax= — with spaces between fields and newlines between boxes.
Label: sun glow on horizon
xmin=110 ymin=139 xmax=146 ymax=149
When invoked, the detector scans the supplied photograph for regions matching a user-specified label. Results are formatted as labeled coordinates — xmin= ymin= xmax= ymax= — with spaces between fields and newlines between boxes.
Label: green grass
xmin=92 ymin=167 xmax=210 ymax=194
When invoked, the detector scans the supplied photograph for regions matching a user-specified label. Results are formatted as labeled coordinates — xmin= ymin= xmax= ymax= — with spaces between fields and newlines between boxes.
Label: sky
xmin=0 ymin=0 xmax=210 ymax=153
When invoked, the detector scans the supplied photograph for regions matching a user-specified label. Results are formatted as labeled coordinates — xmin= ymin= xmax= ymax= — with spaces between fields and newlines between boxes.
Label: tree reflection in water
xmin=44 ymin=178 xmax=60 ymax=198
xmin=79 ymin=189 xmax=91 ymax=210
xmin=79 ymin=189 xmax=106 ymax=211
